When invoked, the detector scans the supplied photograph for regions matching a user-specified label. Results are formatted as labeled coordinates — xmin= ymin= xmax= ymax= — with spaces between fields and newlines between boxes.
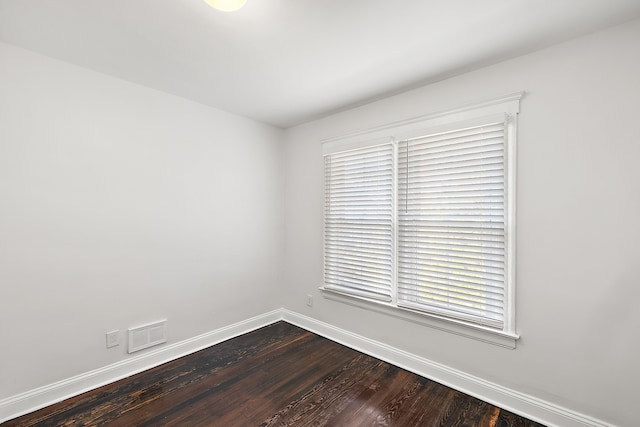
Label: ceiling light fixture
xmin=203 ymin=0 xmax=247 ymax=12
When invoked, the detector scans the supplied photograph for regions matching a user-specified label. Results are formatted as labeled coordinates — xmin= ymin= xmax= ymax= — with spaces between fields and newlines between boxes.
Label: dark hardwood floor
xmin=3 ymin=322 xmax=544 ymax=426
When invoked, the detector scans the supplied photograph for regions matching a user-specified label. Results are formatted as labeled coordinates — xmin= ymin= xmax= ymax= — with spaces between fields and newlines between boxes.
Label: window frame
xmin=321 ymin=93 xmax=523 ymax=348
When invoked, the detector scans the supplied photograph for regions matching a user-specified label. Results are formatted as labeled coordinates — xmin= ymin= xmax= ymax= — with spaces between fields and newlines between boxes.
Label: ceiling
xmin=1 ymin=1 xmax=640 ymax=128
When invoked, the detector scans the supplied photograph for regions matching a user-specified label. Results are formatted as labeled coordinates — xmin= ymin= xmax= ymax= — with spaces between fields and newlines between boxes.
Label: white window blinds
xmin=323 ymin=143 xmax=394 ymax=301
xmin=397 ymin=121 xmax=507 ymax=328
xmin=321 ymin=93 xmax=520 ymax=340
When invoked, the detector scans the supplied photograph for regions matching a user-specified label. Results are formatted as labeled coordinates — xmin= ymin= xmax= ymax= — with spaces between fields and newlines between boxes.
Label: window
xmin=324 ymin=143 xmax=394 ymax=301
xmin=322 ymin=94 xmax=521 ymax=345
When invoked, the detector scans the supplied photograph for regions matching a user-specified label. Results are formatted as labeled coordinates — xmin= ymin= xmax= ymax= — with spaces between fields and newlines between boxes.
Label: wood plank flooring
xmin=3 ymin=322 xmax=544 ymax=426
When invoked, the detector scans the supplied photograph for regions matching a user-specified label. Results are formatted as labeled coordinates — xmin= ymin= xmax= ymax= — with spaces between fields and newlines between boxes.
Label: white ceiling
xmin=1 ymin=1 xmax=640 ymax=128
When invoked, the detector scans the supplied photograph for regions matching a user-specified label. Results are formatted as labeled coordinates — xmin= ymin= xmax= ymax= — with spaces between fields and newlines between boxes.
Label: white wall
xmin=283 ymin=19 xmax=640 ymax=427
xmin=2 ymin=17 xmax=639 ymax=426
xmin=0 ymin=43 xmax=284 ymax=398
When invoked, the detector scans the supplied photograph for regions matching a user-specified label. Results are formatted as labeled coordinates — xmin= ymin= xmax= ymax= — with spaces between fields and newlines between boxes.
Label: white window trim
xmin=320 ymin=288 xmax=519 ymax=348
xmin=321 ymin=92 xmax=523 ymax=348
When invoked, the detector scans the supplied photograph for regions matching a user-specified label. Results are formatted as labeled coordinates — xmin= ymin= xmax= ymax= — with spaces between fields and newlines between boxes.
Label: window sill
xmin=320 ymin=287 xmax=519 ymax=349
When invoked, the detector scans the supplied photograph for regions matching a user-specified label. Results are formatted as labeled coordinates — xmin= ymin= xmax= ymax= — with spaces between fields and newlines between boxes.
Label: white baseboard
xmin=1 ymin=308 xmax=614 ymax=427
xmin=0 ymin=309 xmax=283 ymax=424
xmin=281 ymin=309 xmax=614 ymax=427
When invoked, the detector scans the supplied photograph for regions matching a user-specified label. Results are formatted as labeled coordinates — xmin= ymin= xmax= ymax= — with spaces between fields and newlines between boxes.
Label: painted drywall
xmin=282 ymin=18 xmax=640 ymax=427
xmin=0 ymin=42 xmax=284 ymax=399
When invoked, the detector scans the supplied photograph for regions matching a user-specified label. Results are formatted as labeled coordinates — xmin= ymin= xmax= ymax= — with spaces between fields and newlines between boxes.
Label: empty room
xmin=1 ymin=1 xmax=639 ymax=426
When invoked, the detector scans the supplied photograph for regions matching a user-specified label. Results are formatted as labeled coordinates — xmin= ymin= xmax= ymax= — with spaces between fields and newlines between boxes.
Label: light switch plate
xmin=106 ymin=330 xmax=119 ymax=348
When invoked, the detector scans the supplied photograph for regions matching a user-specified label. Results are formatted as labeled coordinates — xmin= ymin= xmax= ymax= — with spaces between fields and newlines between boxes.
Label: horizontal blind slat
xmin=397 ymin=271 xmax=505 ymax=293
xmin=397 ymin=286 xmax=505 ymax=308
xmin=326 ymin=271 xmax=392 ymax=287
xmin=397 ymin=274 xmax=505 ymax=297
xmin=398 ymin=153 xmax=504 ymax=171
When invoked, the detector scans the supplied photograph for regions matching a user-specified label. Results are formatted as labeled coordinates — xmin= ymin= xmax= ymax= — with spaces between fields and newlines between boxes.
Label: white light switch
xmin=106 ymin=330 xmax=119 ymax=348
